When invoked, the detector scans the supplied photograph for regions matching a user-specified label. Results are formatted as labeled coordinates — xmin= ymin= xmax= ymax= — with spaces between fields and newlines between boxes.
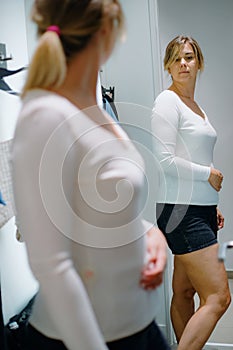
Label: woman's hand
xmin=217 ymin=207 xmax=224 ymax=230
xmin=140 ymin=227 xmax=167 ymax=291
xmin=208 ymin=168 xmax=223 ymax=192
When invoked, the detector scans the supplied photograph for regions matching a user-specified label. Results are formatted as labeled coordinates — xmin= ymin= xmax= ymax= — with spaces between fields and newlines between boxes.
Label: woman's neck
xmin=53 ymin=48 xmax=100 ymax=110
xmin=169 ymin=83 xmax=195 ymax=101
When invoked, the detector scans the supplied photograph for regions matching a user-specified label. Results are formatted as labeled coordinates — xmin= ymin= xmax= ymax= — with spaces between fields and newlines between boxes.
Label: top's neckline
xmin=167 ymin=90 xmax=206 ymax=121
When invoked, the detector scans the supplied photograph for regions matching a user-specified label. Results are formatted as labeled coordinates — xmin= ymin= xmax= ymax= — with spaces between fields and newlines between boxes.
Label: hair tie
xmin=46 ymin=25 xmax=61 ymax=36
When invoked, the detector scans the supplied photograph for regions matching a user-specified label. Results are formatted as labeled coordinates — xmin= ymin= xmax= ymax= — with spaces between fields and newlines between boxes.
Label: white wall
xmin=0 ymin=0 xmax=38 ymax=324
xmin=156 ymin=0 xmax=233 ymax=270
xmin=24 ymin=0 xmax=37 ymax=60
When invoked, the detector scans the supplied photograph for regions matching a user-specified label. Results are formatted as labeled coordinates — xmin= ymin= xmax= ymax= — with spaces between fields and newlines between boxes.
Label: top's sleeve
xmin=151 ymin=92 xmax=210 ymax=181
xmin=12 ymin=106 xmax=108 ymax=350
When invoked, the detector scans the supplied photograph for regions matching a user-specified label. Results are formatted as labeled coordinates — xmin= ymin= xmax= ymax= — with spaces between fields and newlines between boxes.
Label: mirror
xmin=97 ymin=0 xmax=233 ymax=346
xmin=1 ymin=0 xmax=232 ymax=347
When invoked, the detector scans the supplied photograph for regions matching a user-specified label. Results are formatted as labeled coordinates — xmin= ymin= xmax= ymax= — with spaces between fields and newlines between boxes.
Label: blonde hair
xmin=164 ymin=35 xmax=204 ymax=73
xmin=22 ymin=0 xmax=124 ymax=98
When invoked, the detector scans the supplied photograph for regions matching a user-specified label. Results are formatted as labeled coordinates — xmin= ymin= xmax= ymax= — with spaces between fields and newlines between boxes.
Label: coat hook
xmin=0 ymin=53 xmax=13 ymax=62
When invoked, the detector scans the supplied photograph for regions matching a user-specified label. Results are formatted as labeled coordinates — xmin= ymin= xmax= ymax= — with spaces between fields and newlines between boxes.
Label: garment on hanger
xmin=0 ymin=191 xmax=6 ymax=206
xmin=104 ymin=98 xmax=118 ymax=122
xmin=0 ymin=139 xmax=15 ymax=229
xmin=0 ymin=67 xmax=27 ymax=95
xmin=102 ymin=85 xmax=119 ymax=122
xmin=0 ymin=284 xmax=7 ymax=350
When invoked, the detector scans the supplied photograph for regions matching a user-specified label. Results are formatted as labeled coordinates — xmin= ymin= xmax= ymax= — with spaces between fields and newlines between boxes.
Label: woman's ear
xmin=99 ymin=19 xmax=117 ymax=63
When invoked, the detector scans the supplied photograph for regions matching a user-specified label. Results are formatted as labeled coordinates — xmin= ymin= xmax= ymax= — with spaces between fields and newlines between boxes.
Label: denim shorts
xmin=156 ymin=204 xmax=218 ymax=255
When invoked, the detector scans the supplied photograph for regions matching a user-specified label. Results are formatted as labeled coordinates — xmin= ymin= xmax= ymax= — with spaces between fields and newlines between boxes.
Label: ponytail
xmin=22 ymin=0 xmax=125 ymax=98
xmin=21 ymin=31 xmax=66 ymax=98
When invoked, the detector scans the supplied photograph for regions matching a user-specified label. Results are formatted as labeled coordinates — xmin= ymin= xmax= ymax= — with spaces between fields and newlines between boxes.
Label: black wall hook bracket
xmin=0 ymin=53 xmax=13 ymax=62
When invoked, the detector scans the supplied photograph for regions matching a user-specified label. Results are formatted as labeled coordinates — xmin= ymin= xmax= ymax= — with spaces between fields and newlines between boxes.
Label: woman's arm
xmin=217 ymin=207 xmax=224 ymax=230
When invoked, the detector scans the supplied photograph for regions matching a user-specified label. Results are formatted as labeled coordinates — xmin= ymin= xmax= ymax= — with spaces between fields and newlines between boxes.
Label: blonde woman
xmin=152 ymin=35 xmax=231 ymax=350
xmin=12 ymin=1 xmax=170 ymax=349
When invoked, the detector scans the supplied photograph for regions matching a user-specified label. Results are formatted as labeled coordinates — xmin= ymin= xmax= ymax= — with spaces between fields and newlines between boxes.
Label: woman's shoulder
xmin=153 ymin=90 xmax=181 ymax=115
xmin=19 ymin=89 xmax=80 ymax=131
xmin=15 ymin=90 xmax=80 ymax=144
xmin=155 ymin=89 xmax=179 ymax=104
xmin=22 ymin=89 xmax=78 ymax=116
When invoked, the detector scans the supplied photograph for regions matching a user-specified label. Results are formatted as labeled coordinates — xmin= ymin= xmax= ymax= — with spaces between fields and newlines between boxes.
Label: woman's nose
xmin=180 ymin=57 xmax=187 ymax=65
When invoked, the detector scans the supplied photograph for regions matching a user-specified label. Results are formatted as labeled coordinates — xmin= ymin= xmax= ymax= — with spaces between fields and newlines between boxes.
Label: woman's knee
xmin=219 ymin=289 xmax=231 ymax=313
xmin=208 ymin=289 xmax=231 ymax=317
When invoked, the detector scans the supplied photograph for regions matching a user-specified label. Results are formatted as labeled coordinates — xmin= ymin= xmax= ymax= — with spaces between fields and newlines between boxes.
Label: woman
xmin=152 ymin=35 xmax=231 ymax=350
xmin=11 ymin=1 xmax=170 ymax=350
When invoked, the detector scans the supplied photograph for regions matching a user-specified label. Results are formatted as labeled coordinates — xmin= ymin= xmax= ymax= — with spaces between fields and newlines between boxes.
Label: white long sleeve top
xmin=12 ymin=90 xmax=158 ymax=350
xmin=151 ymin=90 xmax=219 ymax=205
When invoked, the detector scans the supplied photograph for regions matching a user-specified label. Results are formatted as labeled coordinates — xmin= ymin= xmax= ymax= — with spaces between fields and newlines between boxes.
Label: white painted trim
xmin=148 ymin=0 xmax=163 ymax=99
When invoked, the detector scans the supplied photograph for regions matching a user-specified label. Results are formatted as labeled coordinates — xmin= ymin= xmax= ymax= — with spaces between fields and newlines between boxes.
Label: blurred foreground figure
xmin=12 ymin=1 xmax=170 ymax=349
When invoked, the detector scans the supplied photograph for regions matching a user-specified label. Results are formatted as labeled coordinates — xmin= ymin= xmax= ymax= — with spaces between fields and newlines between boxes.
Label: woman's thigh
xmin=176 ymin=244 xmax=229 ymax=301
xmin=172 ymin=256 xmax=196 ymax=296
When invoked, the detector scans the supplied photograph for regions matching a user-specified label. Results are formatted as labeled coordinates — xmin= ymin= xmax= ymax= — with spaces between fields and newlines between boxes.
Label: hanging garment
xmin=0 ymin=284 xmax=7 ymax=350
xmin=0 ymin=191 xmax=6 ymax=206
xmin=0 ymin=67 xmax=26 ymax=96
xmin=0 ymin=139 xmax=15 ymax=229
xmin=103 ymin=98 xmax=118 ymax=122
xmin=5 ymin=294 xmax=36 ymax=350
xmin=102 ymin=86 xmax=119 ymax=122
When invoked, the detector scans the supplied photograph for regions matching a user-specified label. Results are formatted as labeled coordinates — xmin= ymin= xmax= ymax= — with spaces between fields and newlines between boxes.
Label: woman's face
xmin=168 ymin=42 xmax=199 ymax=83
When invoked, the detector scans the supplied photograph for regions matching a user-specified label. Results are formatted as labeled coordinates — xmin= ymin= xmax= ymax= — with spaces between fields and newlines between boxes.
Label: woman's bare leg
xmin=171 ymin=256 xmax=196 ymax=341
xmin=174 ymin=244 xmax=231 ymax=350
